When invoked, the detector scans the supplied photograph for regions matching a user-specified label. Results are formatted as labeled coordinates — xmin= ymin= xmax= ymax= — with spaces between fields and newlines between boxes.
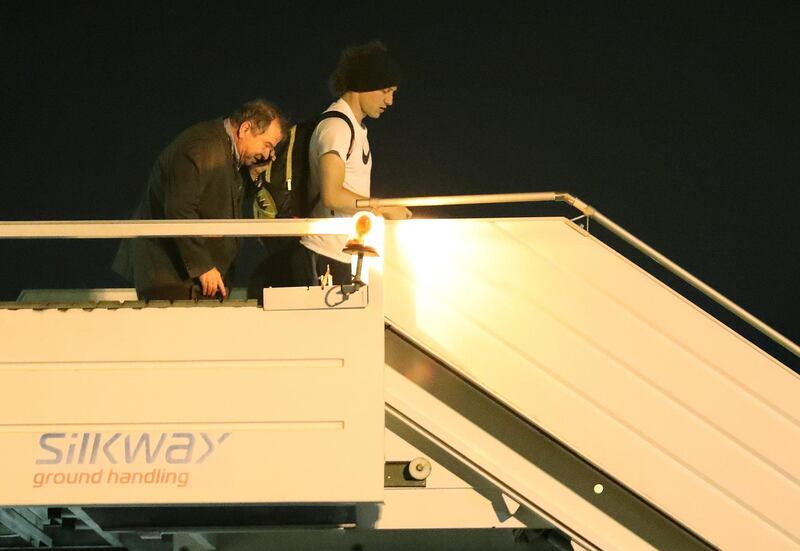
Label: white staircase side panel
xmin=383 ymin=217 xmax=800 ymax=551
xmin=385 ymin=366 xmax=655 ymax=550
xmin=0 ymin=284 xmax=385 ymax=506
xmin=381 ymin=417 xmax=544 ymax=530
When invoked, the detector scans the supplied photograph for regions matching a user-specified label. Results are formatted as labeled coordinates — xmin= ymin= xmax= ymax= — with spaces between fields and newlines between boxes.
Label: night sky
xmin=1 ymin=3 xmax=797 ymax=367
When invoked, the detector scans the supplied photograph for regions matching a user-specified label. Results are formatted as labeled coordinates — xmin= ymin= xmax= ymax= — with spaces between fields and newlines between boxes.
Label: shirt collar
xmin=331 ymin=98 xmax=367 ymax=132
xmin=223 ymin=118 xmax=242 ymax=166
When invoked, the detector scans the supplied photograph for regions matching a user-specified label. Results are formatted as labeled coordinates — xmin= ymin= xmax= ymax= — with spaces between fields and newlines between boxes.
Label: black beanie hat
xmin=344 ymin=42 xmax=401 ymax=92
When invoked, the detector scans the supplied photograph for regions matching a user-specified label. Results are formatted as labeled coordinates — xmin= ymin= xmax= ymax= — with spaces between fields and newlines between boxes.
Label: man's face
xmin=359 ymin=87 xmax=397 ymax=119
xmin=236 ymin=119 xmax=283 ymax=166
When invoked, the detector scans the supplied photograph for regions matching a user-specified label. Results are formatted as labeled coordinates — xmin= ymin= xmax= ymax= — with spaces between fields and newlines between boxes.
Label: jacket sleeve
xmin=163 ymin=144 xmax=216 ymax=279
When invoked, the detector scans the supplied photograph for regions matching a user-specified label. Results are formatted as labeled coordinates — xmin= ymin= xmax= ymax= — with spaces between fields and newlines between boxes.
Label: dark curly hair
xmin=328 ymin=41 xmax=395 ymax=96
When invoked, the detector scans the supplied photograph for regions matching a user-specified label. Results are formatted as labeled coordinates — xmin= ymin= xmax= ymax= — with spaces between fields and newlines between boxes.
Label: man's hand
xmin=375 ymin=206 xmax=412 ymax=220
xmin=199 ymin=268 xmax=227 ymax=298
xmin=248 ymin=161 xmax=271 ymax=182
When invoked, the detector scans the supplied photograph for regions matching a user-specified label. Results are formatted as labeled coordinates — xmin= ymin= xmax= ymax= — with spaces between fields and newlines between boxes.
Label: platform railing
xmin=0 ymin=218 xmax=353 ymax=239
xmin=0 ymin=192 xmax=797 ymax=358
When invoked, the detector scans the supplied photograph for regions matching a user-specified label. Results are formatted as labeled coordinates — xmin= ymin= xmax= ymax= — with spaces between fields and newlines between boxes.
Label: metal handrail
xmin=357 ymin=191 xmax=563 ymax=208
xmin=0 ymin=218 xmax=354 ymax=239
xmin=0 ymin=192 xmax=796 ymax=357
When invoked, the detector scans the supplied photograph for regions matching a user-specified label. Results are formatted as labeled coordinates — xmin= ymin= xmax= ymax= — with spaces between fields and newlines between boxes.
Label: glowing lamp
xmin=342 ymin=212 xmax=379 ymax=286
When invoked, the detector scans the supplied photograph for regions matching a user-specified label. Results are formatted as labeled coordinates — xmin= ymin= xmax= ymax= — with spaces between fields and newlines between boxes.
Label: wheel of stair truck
xmin=408 ymin=457 xmax=432 ymax=481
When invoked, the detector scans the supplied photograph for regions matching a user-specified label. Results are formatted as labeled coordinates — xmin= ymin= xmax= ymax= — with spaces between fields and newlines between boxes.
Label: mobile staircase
xmin=0 ymin=193 xmax=797 ymax=551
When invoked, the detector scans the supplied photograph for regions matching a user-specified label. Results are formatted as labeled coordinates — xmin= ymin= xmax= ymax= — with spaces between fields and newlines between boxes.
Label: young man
xmin=294 ymin=41 xmax=411 ymax=286
xmin=113 ymin=99 xmax=284 ymax=300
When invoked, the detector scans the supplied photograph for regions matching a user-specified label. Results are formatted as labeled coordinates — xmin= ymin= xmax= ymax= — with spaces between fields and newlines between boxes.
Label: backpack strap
xmin=318 ymin=111 xmax=356 ymax=160
xmin=284 ymin=124 xmax=298 ymax=190
xmin=307 ymin=111 xmax=358 ymax=215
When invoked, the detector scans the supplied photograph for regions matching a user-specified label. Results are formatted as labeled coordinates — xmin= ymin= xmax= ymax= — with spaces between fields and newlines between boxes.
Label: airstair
xmin=0 ymin=194 xmax=797 ymax=551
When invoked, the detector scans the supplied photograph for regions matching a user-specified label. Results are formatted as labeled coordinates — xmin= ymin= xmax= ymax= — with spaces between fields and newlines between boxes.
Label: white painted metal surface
xmin=359 ymin=192 xmax=798 ymax=357
xmin=0 ymin=276 xmax=384 ymax=506
xmin=263 ymin=286 xmax=369 ymax=311
xmin=380 ymin=424 xmax=533 ymax=530
xmin=382 ymin=217 xmax=800 ymax=551
xmin=385 ymin=366 xmax=642 ymax=551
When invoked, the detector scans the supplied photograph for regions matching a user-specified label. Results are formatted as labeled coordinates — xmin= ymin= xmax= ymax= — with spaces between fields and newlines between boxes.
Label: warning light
xmin=343 ymin=212 xmax=379 ymax=286
xmin=354 ymin=213 xmax=372 ymax=240
xmin=343 ymin=212 xmax=379 ymax=257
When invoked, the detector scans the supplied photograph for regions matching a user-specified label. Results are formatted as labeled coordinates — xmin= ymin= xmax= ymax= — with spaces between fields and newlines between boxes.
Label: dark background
xmin=0 ymin=2 xmax=797 ymax=366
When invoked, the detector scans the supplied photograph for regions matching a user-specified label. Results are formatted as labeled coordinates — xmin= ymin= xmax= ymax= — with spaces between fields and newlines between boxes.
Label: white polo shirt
xmin=300 ymin=98 xmax=372 ymax=263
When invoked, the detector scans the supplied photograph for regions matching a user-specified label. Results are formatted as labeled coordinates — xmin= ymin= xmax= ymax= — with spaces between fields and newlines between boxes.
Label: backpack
xmin=251 ymin=111 xmax=356 ymax=219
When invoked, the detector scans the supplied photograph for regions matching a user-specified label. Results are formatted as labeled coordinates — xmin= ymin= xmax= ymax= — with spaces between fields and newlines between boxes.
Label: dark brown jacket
xmin=112 ymin=119 xmax=246 ymax=299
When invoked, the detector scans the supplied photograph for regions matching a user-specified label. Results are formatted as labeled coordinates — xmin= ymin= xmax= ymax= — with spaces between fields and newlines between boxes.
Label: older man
xmin=113 ymin=99 xmax=284 ymax=300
